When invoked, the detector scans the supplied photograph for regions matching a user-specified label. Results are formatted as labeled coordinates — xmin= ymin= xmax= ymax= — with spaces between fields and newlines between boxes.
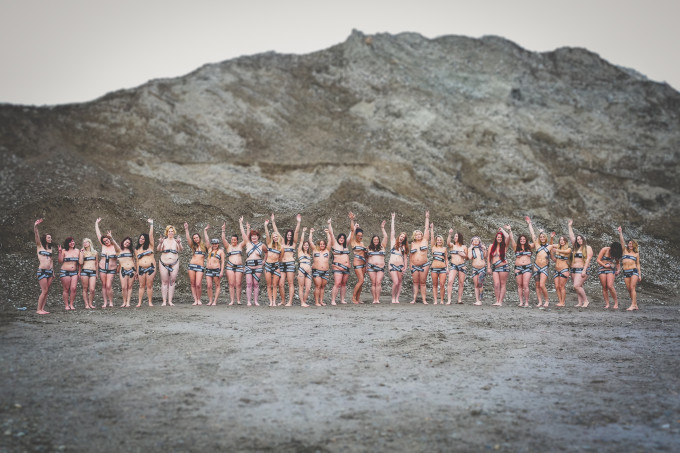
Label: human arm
xmin=33 ymin=219 xmax=43 ymax=248
xmin=264 ymin=219 xmax=271 ymax=244
xmin=381 ymin=220 xmax=387 ymax=249
xmin=293 ymin=214 xmax=301 ymax=247
xmin=270 ymin=213 xmax=280 ymax=238
xmin=447 ymin=229 xmax=453 ymax=249
xmin=430 ymin=223 xmax=435 ymax=248
xmin=239 ymin=217 xmax=247 ymax=243
xmin=423 ymin=211 xmax=430 ymax=238
xmin=95 ymin=218 xmax=103 ymax=245
xmin=148 ymin=219 xmax=155 ymax=250
xmin=526 ymin=216 xmax=537 ymax=245
xmin=108 ymin=232 xmax=122 ymax=254
xmin=309 ymin=228 xmax=315 ymax=251
xmin=298 ymin=228 xmax=307 ymax=254
xmin=390 ymin=213 xmax=396 ymax=250
xmin=568 ymin=219 xmax=575 ymax=245
xmin=327 ymin=218 xmax=335 ymax=247
xmin=596 ymin=248 xmax=608 ymax=267
xmin=184 ymin=222 xmax=192 ymax=247
xmin=219 ymin=248 xmax=225 ymax=277
xmin=58 ymin=245 xmax=64 ymax=264
xmin=203 ymin=224 xmax=211 ymax=247
xmin=501 ymin=225 xmax=510 ymax=245
xmin=617 ymin=226 xmax=625 ymax=247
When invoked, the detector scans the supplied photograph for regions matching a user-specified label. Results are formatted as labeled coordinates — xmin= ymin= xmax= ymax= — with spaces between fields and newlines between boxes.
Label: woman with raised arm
xmin=297 ymin=227 xmax=313 ymax=307
xmin=58 ymin=237 xmax=80 ymax=311
xmin=136 ymin=219 xmax=155 ymax=307
xmin=185 ymin=222 xmax=207 ymax=306
xmin=430 ymin=225 xmax=448 ymax=305
xmin=366 ymin=221 xmax=388 ymax=304
xmin=203 ymin=225 xmax=225 ymax=306
xmin=487 ymin=227 xmax=510 ymax=306
xmin=79 ymin=238 xmax=98 ymax=309
xmin=278 ymin=214 xmax=301 ymax=307
xmin=157 ymin=224 xmax=183 ymax=306
xmin=34 ymin=219 xmax=54 ymax=314
xmin=596 ymin=240 xmax=622 ymax=309
xmin=468 ymin=236 xmax=487 ymax=305
xmin=409 ymin=211 xmax=431 ymax=304
xmin=264 ymin=215 xmax=284 ymax=307
xmin=618 ymin=226 xmax=641 ymax=311
xmin=446 ymin=230 xmax=467 ymax=305
xmin=389 ymin=213 xmax=408 ymax=304
xmin=328 ymin=217 xmax=352 ymax=305
xmin=310 ymin=226 xmax=333 ymax=306
xmin=222 ymin=218 xmax=245 ymax=305
xmin=117 ymin=236 xmax=136 ymax=308
xmin=526 ymin=217 xmax=554 ymax=308
xmin=348 ymin=212 xmax=367 ymax=304
xmin=243 ymin=221 xmax=266 ymax=306
xmin=95 ymin=218 xmax=121 ymax=308
xmin=551 ymin=236 xmax=571 ymax=307
xmin=509 ymin=226 xmax=532 ymax=308
xmin=568 ymin=219 xmax=594 ymax=308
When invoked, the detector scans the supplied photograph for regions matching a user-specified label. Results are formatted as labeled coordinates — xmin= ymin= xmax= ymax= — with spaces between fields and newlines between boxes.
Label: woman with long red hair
xmin=486 ymin=227 xmax=510 ymax=306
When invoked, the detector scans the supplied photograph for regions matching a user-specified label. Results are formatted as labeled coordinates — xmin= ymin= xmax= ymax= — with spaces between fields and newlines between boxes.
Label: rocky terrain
xmin=1 ymin=29 xmax=679 ymax=298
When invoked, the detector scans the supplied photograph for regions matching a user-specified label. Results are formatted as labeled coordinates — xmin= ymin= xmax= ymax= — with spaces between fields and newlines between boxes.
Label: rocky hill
xmin=1 ymin=30 xmax=679 ymax=301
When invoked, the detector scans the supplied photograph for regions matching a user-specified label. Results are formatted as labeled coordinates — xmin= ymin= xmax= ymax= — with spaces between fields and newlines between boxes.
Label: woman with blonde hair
xmin=568 ymin=219 xmax=593 ymax=308
xmin=95 ymin=218 xmax=121 ymax=308
xmin=618 ymin=226 xmax=641 ymax=311
xmin=430 ymin=226 xmax=447 ymax=305
xmin=446 ymin=230 xmax=467 ymax=305
xmin=58 ymin=236 xmax=80 ymax=310
xmin=185 ymin=222 xmax=207 ymax=306
xmin=348 ymin=212 xmax=367 ymax=304
xmin=242 ymin=221 xmax=266 ymax=306
xmin=79 ymin=238 xmax=98 ymax=309
xmin=468 ymin=236 xmax=487 ymax=305
xmin=297 ymin=227 xmax=313 ymax=307
xmin=409 ymin=211 xmax=431 ymax=304
xmin=203 ymin=225 xmax=225 ymax=306
xmin=222 ymin=217 xmax=246 ymax=305
xmin=157 ymin=224 xmax=183 ymax=306
xmin=34 ymin=219 xmax=54 ymax=314
xmin=136 ymin=219 xmax=155 ymax=307
xmin=551 ymin=236 xmax=571 ymax=307
xmin=526 ymin=217 xmax=554 ymax=308
xmin=264 ymin=215 xmax=284 ymax=307
xmin=389 ymin=213 xmax=408 ymax=304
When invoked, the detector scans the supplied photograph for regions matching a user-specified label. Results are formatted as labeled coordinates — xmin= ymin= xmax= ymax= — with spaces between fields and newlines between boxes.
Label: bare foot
xmin=604 ymin=304 xmax=610 ymax=309
xmin=556 ymin=303 xmax=565 ymax=307
xmin=331 ymin=302 xmax=337 ymax=306
xmin=254 ymin=301 xmax=260 ymax=306
xmin=228 ymin=301 xmax=234 ymax=306
xmin=285 ymin=303 xmax=292 ymax=307
xmin=247 ymin=302 xmax=252 ymax=306
xmin=136 ymin=304 xmax=141 ymax=308
xmin=474 ymin=301 xmax=482 ymax=306
xmin=148 ymin=303 xmax=153 ymax=307
xmin=627 ymin=306 xmax=638 ymax=311
xmin=373 ymin=301 xmax=380 ymax=304
xmin=237 ymin=302 xmax=242 ymax=305
xmin=340 ymin=300 xmax=347 ymax=304
xmin=301 ymin=303 xmax=309 ymax=307
xmin=492 ymin=302 xmax=502 ymax=306
xmin=613 ymin=305 xmax=618 ymax=309
xmin=196 ymin=301 xmax=202 ymax=305
xmin=36 ymin=310 xmax=50 ymax=315
xmin=192 ymin=302 xmax=198 ymax=306
xmin=457 ymin=300 xmax=463 ymax=304
xmin=315 ymin=303 xmax=321 ymax=306
xmin=423 ymin=301 xmax=429 ymax=305
xmin=582 ymin=301 xmax=589 ymax=308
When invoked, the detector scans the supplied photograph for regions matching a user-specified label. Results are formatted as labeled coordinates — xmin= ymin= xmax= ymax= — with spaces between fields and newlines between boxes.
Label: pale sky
xmin=1 ymin=0 xmax=678 ymax=106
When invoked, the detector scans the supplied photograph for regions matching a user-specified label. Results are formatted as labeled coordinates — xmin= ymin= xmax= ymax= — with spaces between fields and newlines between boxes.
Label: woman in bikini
xmin=203 ymin=225 xmax=225 ymax=306
xmin=618 ymin=226 xmax=641 ymax=311
xmin=596 ymin=240 xmax=622 ymax=309
xmin=430 ymin=226 xmax=448 ymax=305
xmin=568 ymin=219 xmax=594 ymax=308
xmin=242 ymin=221 xmax=266 ymax=306
xmin=487 ymin=227 xmax=510 ymax=306
xmin=508 ymin=226 xmax=533 ymax=308
xmin=366 ymin=221 xmax=388 ymax=304
xmin=551 ymin=236 xmax=571 ymax=307
xmin=276 ymin=214 xmax=301 ymax=307
xmin=526 ymin=217 xmax=554 ymax=308
xmin=79 ymin=238 xmax=98 ymax=309
xmin=264 ymin=216 xmax=284 ymax=307
xmin=185 ymin=222 xmax=207 ymax=306
xmin=389 ymin=213 xmax=408 ymax=304
xmin=328 ymin=218 xmax=352 ymax=305
xmin=157 ymin=224 xmax=183 ymax=306
xmin=297 ymin=227 xmax=313 ymax=307
xmin=409 ymin=211 xmax=431 ymax=304
xmin=468 ymin=236 xmax=487 ymax=305
xmin=348 ymin=212 xmax=367 ymax=304
xmin=95 ymin=218 xmax=120 ymax=308
xmin=446 ymin=230 xmax=467 ymax=305
xmin=222 ymin=217 xmax=246 ymax=305
xmin=34 ymin=219 xmax=54 ymax=315
xmin=310 ymin=226 xmax=332 ymax=306
xmin=136 ymin=219 xmax=155 ymax=307
xmin=117 ymin=236 xmax=136 ymax=308
xmin=58 ymin=237 xmax=80 ymax=311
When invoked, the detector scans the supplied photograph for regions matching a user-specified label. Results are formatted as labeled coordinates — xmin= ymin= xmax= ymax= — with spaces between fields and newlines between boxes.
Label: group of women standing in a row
xmin=32 ymin=213 xmax=642 ymax=314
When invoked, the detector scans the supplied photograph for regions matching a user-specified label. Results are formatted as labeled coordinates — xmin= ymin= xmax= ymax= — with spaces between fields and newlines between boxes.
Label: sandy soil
xmin=1 ymin=290 xmax=679 ymax=453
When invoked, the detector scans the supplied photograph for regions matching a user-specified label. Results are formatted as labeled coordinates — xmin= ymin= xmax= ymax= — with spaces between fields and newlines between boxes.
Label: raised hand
xmin=296 ymin=214 xmax=302 ymax=222
xmin=381 ymin=220 xmax=386 ymax=228
xmin=35 ymin=218 xmax=43 ymax=226
xmin=391 ymin=212 xmax=395 ymax=219
xmin=205 ymin=224 xmax=210 ymax=230
xmin=348 ymin=212 xmax=355 ymax=220
xmin=302 ymin=227 xmax=307 ymax=232
xmin=525 ymin=216 xmax=531 ymax=224
xmin=96 ymin=217 xmax=102 ymax=224
xmin=568 ymin=219 xmax=573 ymax=227
xmin=148 ymin=218 xmax=153 ymax=224
xmin=449 ymin=228 xmax=453 ymax=234
xmin=550 ymin=231 xmax=556 ymax=238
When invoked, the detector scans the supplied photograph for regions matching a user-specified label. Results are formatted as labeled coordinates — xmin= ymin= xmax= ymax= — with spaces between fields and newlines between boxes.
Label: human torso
xmin=117 ymin=248 xmax=135 ymax=270
xmin=161 ymin=238 xmax=179 ymax=265
xmin=100 ymin=245 xmax=118 ymax=270
xmin=37 ymin=247 xmax=53 ymax=270
xmin=61 ymin=249 xmax=80 ymax=271
xmin=431 ymin=245 xmax=447 ymax=269
xmin=409 ymin=240 xmax=428 ymax=266
xmin=449 ymin=244 xmax=467 ymax=266
xmin=313 ymin=247 xmax=330 ymax=270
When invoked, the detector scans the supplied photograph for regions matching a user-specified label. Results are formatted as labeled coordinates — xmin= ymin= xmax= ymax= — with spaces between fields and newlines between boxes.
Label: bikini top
xmin=622 ymin=254 xmax=638 ymax=262
xmin=268 ymin=248 xmax=281 ymax=255
xmin=228 ymin=250 xmax=241 ymax=256
xmin=137 ymin=249 xmax=153 ymax=259
xmin=574 ymin=252 xmax=584 ymax=259
xmin=284 ymin=247 xmax=295 ymax=253
xmin=556 ymin=254 xmax=569 ymax=260
xmin=163 ymin=249 xmax=178 ymax=254
xmin=432 ymin=251 xmax=445 ymax=261
xmin=247 ymin=242 xmax=263 ymax=258
xmin=449 ymin=249 xmax=463 ymax=256
xmin=193 ymin=250 xmax=206 ymax=256
xmin=101 ymin=253 xmax=116 ymax=261
xmin=368 ymin=250 xmax=385 ymax=256
xmin=471 ymin=246 xmax=483 ymax=259
xmin=298 ymin=254 xmax=311 ymax=264
xmin=332 ymin=248 xmax=350 ymax=255
xmin=208 ymin=251 xmax=221 ymax=260
xmin=39 ymin=250 xmax=52 ymax=257
xmin=537 ymin=245 xmax=550 ymax=255
xmin=410 ymin=245 xmax=428 ymax=254
xmin=516 ymin=250 xmax=532 ymax=257
xmin=314 ymin=251 xmax=329 ymax=258
xmin=83 ymin=255 xmax=96 ymax=261
xmin=118 ymin=252 xmax=133 ymax=258
xmin=352 ymin=245 xmax=367 ymax=253
xmin=602 ymin=255 xmax=614 ymax=262
xmin=391 ymin=249 xmax=402 ymax=256
xmin=63 ymin=256 xmax=79 ymax=262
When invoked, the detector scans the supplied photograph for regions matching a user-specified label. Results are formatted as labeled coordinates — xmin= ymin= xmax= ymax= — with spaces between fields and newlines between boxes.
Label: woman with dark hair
xmin=203 ymin=225 xmax=225 ymax=306
xmin=34 ymin=219 xmax=54 ymax=314
xmin=430 ymin=225 xmax=448 ymax=305
xmin=264 ymin=215 xmax=284 ymax=307
xmin=409 ymin=211 xmax=431 ymax=304
xmin=157 ymin=224 xmax=183 ymax=306
xmin=58 ymin=236 xmax=80 ymax=310
xmin=242 ymin=221 xmax=266 ymax=306
xmin=277 ymin=214 xmax=301 ymax=307
xmin=117 ymin=236 xmax=136 ymax=308
xmin=597 ymin=240 xmax=622 ymax=309
xmin=509 ymin=226 xmax=532 ymax=308
xmin=568 ymin=220 xmax=594 ymax=308
xmin=348 ymin=212 xmax=367 ymax=304
xmin=551 ymin=236 xmax=571 ymax=307
xmin=310 ymin=226 xmax=333 ymax=306
xmin=185 ymin=222 xmax=207 ymax=306
xmin=297 ymin=227 xmax=312 ymax=307
xmin=95 ymin=218 xmax=121 ymax=308
xmin=389 ymin=213 xmax=408 ymax=304
xmin=618 ymin=226 xmax=641 ymax=311
xmin=526 ymin=217 xmax=554 ymax=308
xmin=136 ymin=219 xmax=155 ymax=307
xmin=446 ymin=230 xmax=467 ymax=305
xmin=487 ymin=227 xmax=510 ymax=306
xmin=222 ymin=217 xmax=246 ymax=306
xmin=328 ymin=218 xmax=352 ymax=305
xmin=79 ymin=238 xmax=98 ymax=309
xmin=366 ymin=221 xmax=388 ymax=304
xmin=468 ymin=236 xmax=487 ymax=305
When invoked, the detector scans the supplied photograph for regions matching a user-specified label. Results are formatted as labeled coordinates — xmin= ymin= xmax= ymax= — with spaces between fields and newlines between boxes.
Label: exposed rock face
xmin=1 ymin=30 xmax=678 ymax=295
